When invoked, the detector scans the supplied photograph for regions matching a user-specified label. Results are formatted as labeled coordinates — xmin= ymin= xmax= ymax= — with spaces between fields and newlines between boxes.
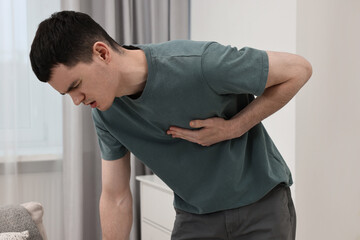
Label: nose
xmin=69 ymin=92 xmax=85 ymax=106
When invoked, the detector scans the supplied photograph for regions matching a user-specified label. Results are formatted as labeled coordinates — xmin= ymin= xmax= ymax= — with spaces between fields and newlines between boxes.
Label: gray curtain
xmin=116 ymin=0 xmax=190 ymax=44
xmin=61 ymin=1 xmax=189 ymax=240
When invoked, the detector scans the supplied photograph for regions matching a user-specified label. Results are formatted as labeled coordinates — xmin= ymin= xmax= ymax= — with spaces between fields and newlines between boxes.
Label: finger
xmin=171 ymin=129 xmax=216 ymax=146
xmin=168 ymin=127 xmax=197 ymax=138
xmin=167 ymin=127 xmax=200 ymax=143
xmin=171 ymin=131 xmax=199 ymax=143
xmin=168 ymin=126 xmax=194 ymax=132
xmin=190 ymin=120 xmax=207 ymax=128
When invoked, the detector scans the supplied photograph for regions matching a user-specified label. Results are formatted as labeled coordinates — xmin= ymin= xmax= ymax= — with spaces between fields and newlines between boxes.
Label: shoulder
xmin=140 ymin=40 xmax=215 ymax=57
xmin=91 ymin=106 xmax=112 ymax=128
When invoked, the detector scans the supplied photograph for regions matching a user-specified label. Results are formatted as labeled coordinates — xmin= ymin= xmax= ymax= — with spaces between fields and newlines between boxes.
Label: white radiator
xmin=0 ymin=166 xmax=63 ymax=240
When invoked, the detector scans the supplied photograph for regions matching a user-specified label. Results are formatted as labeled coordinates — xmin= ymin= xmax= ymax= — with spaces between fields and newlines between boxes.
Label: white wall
xmin=191 ymin=0 xmax=297 ymax=193
xmin=191 ymin=0 xmax=360 ymax=239
xmin=296 ymin=0 xmax=360 ymax=239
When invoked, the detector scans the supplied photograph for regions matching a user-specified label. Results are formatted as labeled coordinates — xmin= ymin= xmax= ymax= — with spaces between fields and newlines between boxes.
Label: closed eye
xmin=70 ymin=80 xmax=81 ymax=91
xmin=60 ymin=79 xmax=82 ymax=95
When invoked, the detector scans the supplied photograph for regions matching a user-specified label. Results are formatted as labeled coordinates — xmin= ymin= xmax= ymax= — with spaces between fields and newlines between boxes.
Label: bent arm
xmin=167 ymin=50 xmax=312 ymax=146
xmin=100 ymin=152 xmax=132 ymax=240
xmin=227 ymin=51 xmax=313 ymax=138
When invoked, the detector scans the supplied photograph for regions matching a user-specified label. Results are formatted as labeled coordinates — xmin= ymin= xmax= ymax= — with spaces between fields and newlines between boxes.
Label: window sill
xmin=0 ymin=154 xmax=62 ymax=174
xmin=0 ymin=154 xmax=61 ymax=162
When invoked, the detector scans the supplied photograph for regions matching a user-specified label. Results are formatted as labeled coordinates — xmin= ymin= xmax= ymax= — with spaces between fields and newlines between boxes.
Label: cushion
xmin=0 ymin=231 xmax=29 ymax=240
xmin=0 ymin=202 xmax=45 ymax=240
xmin=20 ymin=203 xmax=47 ymax=240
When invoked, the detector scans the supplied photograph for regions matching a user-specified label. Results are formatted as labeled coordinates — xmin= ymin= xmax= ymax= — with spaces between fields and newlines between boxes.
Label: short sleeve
xmin=201 ymin=42 xmax=269 ymax=96
xmin=92 ymin=111 xmax=128 ymax=160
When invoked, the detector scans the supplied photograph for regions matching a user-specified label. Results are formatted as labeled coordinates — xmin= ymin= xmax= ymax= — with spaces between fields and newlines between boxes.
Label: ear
xmin=92 ymin=41 xmax=111 ymax=63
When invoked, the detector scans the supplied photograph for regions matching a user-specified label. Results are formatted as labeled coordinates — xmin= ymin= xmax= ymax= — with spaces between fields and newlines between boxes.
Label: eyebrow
xmin=60 ymin=79 xmax=80 ymax=95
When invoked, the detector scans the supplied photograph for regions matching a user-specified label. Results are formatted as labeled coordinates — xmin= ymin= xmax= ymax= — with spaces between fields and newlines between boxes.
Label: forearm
xmin=227 ymin=76 xmax=307 ymax=138
xmin=100 ymin=191 xmax=133 ymax=240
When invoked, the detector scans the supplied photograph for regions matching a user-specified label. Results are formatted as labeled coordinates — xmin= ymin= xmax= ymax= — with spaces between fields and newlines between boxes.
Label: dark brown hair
xmin=30 ymin=11 xmax=121 ymax=82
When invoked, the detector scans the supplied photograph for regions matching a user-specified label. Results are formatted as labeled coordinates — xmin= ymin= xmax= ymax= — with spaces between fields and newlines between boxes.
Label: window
xmin=0 ymin=0 xmax=62 ymax=161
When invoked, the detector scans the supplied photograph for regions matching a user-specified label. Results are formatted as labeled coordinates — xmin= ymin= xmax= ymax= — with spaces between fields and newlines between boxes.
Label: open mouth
xmin=90 ymin=101 xmax=97 ymax=108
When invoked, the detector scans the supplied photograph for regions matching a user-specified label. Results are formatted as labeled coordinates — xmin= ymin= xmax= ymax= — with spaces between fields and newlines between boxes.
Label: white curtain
xmin=1 ymin=1 xmax=64 ymax=239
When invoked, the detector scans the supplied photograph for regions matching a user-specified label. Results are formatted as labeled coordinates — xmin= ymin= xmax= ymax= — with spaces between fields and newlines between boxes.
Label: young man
xmin=30 ymin=11 xmax=312 ymax=240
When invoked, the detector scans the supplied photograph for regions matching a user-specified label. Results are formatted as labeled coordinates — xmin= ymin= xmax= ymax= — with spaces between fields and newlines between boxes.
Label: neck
xmin=114 ymin=47 xmax=148 ymax=98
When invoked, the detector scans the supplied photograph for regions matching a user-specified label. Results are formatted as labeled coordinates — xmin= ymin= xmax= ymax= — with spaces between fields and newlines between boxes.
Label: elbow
xmin=101 ymin=188 xmax=133 ymax=208
xmin=302 ymin=56 xmax=313 ymax=82
xmin=304 ymin=58 xmax=313 ymax=81
xmin=295 ymin=56 xmax=313 ymax=86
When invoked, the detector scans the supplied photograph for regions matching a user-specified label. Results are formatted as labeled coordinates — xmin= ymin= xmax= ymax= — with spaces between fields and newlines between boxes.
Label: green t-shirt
xmin=92 ymin=40 xmax=293 ymax=214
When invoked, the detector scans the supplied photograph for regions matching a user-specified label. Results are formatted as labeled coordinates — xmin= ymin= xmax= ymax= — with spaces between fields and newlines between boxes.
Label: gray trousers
xmin=171 ymin=185 xmax=296 ymax=240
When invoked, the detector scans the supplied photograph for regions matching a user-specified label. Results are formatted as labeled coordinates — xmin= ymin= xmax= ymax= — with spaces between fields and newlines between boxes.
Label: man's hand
xmin=167 ymin=117 xmax=232 ymax=147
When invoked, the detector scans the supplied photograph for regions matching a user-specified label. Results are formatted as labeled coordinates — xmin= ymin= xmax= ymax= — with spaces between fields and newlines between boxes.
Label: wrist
xmin=227 ymin=115 xmax=249 ymax=139
xmin=225 ymin=118 xmax=239 ymax=140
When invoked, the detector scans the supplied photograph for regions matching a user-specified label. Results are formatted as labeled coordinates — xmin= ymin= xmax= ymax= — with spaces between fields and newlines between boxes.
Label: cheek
xmin=99 ymin=77 xmax=114 ymax=94
xmin=91 ymin=77 xmax=115 ymax=104
xmin=98 ymin=86 xmax=115 ymax=105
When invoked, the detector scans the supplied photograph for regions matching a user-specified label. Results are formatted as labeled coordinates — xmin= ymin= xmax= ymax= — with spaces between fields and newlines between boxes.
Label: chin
xmin=97 ymin=97 xmax=116 ymax=111
xmin=97 ymin=103 xmax=111 ymax=111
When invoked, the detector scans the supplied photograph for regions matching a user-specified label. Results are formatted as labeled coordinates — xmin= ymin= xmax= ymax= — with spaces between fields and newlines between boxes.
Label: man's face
xmin=49 ymin=58 xmax=116 ymax=111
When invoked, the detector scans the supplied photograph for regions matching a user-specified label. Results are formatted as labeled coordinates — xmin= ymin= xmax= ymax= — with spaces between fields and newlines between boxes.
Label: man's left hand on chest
xmin=166 ymin=117 xmax=233 ymax=147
